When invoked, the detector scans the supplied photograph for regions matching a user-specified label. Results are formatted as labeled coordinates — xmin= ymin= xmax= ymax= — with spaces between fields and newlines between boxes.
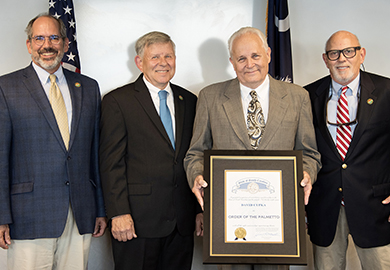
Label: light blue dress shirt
xmin=32 ymin=62 xmax=73 ymax=133
xmin=327 ymin=74 xmax=360 ymax=144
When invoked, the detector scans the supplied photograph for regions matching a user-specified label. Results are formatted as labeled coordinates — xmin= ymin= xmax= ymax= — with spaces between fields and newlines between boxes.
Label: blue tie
xmin=158 ymin=90 xmax=175 ymax=149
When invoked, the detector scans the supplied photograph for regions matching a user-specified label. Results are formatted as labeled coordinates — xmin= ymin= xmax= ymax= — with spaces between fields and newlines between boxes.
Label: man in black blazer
xmin=99 ymin=31 xmax=201 ymax=270
xmin=305 ymin=30 xmax=390 ymax=269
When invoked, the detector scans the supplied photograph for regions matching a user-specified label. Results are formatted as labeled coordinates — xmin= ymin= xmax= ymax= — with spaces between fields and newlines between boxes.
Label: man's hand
xmin=381 ymin=196 xmax=390 ymax=222
xmin=0 ymin=224 xmax=11 ymax=249
xmin=192 ymin=175 xmax=208 ymax=211
xmin=111 ymin=214 xmax=137 ymax=242
xmin=92 ymin=217 xmax=108 ymax=237
xmin=300 ymin=171 xmax=312 ymax=205
xmin=195 ymin=213 xmax=204 ymax=237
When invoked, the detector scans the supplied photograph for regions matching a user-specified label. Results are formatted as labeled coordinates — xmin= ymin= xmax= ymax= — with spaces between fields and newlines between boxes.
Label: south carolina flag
xmin=267 ymin=0 xmax=293 ymax=83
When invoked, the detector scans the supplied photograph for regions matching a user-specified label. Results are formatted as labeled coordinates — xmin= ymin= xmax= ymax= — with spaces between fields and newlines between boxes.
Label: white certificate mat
xmin=202 ymin=150 xmax=307 ymax=265
xmin=225 ymin=170 xmax=283 ymax=243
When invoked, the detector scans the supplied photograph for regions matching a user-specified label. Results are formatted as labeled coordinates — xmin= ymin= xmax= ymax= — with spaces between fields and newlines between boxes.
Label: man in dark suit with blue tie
xmin=99 ymin=31 xmax=202 ymax=270
xmin=305 ymin=30 xmax=390 ymax=269
xmin=0 ymin=13 xmax=107 ymax=269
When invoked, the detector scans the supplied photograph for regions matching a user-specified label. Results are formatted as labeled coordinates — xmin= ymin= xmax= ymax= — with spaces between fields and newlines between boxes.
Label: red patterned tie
xmin=336 ymin=86 xmax=352 ymax=160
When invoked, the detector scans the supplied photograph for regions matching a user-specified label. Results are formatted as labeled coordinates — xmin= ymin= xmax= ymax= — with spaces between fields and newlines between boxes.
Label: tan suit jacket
xmin=184 ymin=75 xmax=321 ymax=187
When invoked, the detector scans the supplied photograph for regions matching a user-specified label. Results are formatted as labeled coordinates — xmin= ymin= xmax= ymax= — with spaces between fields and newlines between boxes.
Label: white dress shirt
xmin=240 ymin=74 xmax=270 ymax=124
xmin=143 ymin=76 xmax=176 ymax=139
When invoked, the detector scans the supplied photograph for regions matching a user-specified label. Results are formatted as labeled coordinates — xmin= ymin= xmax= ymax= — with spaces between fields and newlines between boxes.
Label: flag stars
xmin=50 ymin=0 xmax=80 ymax=73
xmin=52 ymin=12 xmax=61 ymax=19
xmin=67 ymin=52 xmax=76 ymax=62
xmin=49 ymin=0 xmax=56 ymax=8
xmin=63 ymin=6 xmax=72 ymax=15
xmin=69 ymin=19 xmax=76 ymax=28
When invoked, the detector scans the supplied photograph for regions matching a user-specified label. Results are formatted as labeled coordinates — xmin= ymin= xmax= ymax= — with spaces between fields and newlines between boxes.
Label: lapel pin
xmin=367 ymin=98 xmax=374 ymax=105
xmin=75 ymin=82 xmax=81 ymax=88
xmin=179 ymin=95 xmax=183 ymax=100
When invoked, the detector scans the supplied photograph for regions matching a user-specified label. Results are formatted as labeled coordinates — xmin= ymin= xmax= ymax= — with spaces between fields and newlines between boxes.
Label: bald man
xmin=305 ymin=30 xmax=390 ymax=269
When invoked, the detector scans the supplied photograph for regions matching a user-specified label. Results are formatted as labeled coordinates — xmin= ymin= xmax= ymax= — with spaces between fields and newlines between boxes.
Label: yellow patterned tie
xmin=49 ymin=74 xmax=70 ymax=150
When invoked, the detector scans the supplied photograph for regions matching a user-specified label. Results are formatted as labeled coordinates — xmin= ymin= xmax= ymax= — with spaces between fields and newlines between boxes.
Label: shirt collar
xmin=331 ymin=73 xmax=360 ymax=97
xmin=142 ymin=75 xmax=173 ymax=97
xmin=240 ymin=74 xmax=270 ymax=100
xmin=32 ymin=62 xmax=65 ymax=85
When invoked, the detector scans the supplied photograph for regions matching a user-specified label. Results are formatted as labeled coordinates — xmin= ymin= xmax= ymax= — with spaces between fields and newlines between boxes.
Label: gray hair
xmin=135 ymin=31 xmax=176 ymax=57
xmin=25 ymin=12 xmax=67 ymax=40
xmin=228 ymin=27 xmax=269 ymax=57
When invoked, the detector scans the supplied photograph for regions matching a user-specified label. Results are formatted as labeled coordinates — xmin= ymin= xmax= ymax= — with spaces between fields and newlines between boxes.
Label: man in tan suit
xmin=184 ymin=27 xmax=321 ymax=270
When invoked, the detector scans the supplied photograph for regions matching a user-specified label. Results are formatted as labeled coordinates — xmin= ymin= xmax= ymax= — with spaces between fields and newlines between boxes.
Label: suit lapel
xmin=172 ymin=85 xmax=184 ymax=155
xmin=64 ymin=70 xmax=82 ymax=151
xmin=313 ymin=76 xmax=340 ymax=157
xmin=259 ymin=77 xmax=288 ymax=148
xmin=346 ymin=72 xmax=376 ymax=160
xmin=133 ymin=75 xmax=175 ymax=150
xmin=222 ymin=79 xmax=251 ymax=149
xmin=22 ymin=65 xmax=67 ymax=152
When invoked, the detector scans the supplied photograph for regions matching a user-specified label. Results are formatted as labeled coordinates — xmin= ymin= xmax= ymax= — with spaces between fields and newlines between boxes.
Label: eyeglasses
xmin=326 ymin=94 xmax=359 ymax=126
xmin=31 ymin=35 xmax=62 ymax=46
xmin=325 ymin=46 xmax=361 ymax=61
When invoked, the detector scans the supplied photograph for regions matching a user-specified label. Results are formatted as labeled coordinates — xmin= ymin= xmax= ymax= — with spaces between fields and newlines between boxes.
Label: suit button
xmin=65 ymin=181 xmax=70 ymax=186
xmin=67 ymin=156 xmax=71 ymax=160
xmin=338 ymin=187 xmax=342 ymax=192
xmin=342 ymin=164 xmax=347 ymax=169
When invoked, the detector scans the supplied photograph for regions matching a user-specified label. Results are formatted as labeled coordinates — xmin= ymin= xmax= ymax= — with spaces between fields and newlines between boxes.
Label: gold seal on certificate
xmin=247 ymin=182 xmax=259 ymax=194
xmin=234 ymin=227 xmax=247 ymax=240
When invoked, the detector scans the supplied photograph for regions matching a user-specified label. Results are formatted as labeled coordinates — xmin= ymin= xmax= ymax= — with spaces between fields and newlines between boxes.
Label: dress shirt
xmin=327 ymin=75 xmax=360 ymax=144
xmin=32 ymin=62 xmax=73 ymax=133
xmin=143 ymin=76 xmax=176 ymax=139
xmin=240 ymin=74 xmax=270 ymax=123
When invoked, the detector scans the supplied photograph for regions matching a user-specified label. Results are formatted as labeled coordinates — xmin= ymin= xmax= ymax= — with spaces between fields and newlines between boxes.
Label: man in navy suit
xmin=305 ymin=30 xmax=390 ymax=269
xmin=0 ymin=13 xmax=106 ymax=269
xmin=99 ymin=31 xmax=201 ymax=270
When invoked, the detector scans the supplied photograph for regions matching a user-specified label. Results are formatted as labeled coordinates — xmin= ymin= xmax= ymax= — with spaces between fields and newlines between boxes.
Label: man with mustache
xmin=305 ymin=30 xmax=390 ymax=269
xmin=0 ymin=13 xmax=107 ymax=269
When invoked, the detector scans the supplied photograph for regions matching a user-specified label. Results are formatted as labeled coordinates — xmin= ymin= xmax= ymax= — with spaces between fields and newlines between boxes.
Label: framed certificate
xmin=203 ymin=150 xmax=306 ymax=265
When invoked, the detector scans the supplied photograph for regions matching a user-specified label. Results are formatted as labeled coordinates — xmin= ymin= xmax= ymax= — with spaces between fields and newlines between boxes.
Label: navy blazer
xmin=0 ymin=64 xmax=105 ymax=239
xmin=99 ymin=74 xmax=198 ymax=238
xmin=305 ymin=71 xmax=390 ymax=248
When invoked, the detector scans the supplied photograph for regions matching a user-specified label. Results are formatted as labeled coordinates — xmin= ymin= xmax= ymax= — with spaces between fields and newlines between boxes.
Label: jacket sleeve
xmin=184 ymin=89 xmax=213 ymax=187
xmin=294 ymin=90 xmax=322 ymax=183
xmin=99 ymin=93 xmax=131 ymax=220
xmin=0 ymin=83 xmax=13 ymax=225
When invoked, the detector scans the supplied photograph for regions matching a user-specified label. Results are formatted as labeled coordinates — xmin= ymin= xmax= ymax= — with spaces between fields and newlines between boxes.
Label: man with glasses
xmin=0 ymin=13 xmax=107 ymax=269
xmin=305 ymin=30 xmax=390 ymax=269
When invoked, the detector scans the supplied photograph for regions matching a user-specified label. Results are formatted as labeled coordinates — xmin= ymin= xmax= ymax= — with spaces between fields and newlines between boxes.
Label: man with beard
xmin=305 ymin=30 xmax=390 ymax=269
xmin=0 ymin=13 xmax=107 ymax=269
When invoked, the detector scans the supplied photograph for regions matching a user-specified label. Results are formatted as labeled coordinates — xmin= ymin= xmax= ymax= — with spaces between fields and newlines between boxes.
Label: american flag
xmin=49 ymin=0 xmax=81 ymax=73
xmin=267 ymin=0 xmax=293 ymax=83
